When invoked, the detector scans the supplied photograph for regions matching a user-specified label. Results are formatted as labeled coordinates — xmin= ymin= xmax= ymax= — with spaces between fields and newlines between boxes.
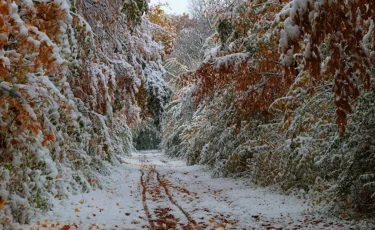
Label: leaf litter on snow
xmin=26 ymin=151 xmax=360 ymax=229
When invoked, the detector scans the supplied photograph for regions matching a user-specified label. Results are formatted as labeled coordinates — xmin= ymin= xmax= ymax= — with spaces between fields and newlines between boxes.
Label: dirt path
xmin=137 ymin=153 xmax=232 ymax=230
xmin=27 ymin=151 xmax=354 ymax=230
xmin=140 ymin=166 xmax=199 ymax=229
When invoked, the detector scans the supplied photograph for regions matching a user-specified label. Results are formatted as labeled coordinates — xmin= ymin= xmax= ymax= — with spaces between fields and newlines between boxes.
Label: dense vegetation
xmin=0 ymin=0 xmax=374 ymax=227
xmin=162 ymin=0 xmax=375 ymax=217
xmin=0 ymin=0 xmax=168 ymax=227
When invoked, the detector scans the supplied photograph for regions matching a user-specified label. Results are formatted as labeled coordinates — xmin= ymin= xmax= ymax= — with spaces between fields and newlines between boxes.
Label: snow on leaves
xmin=0 ymin=0 xmax=167 ymax=227
xmin=163 ymin=0 xmax=375 ymax=216
xmin=278 ymin=0 xmax=375 ymax=136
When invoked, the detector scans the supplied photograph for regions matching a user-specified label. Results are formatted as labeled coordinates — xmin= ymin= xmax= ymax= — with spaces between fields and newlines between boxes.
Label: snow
xmin=284 ymin=18 xmax=300 ymax=41
xmin=290 ymin=0 xmax=309 ymax=19
xmin=22 ymin=0 xmax=33 ymax=8
xmin=362 ymin=20 xmax=374 ymax=56
xmin=282 ymin=49 xmax=294 ymax=66
xmin=9 ymin=2 xmax=29 ymax=36
xmin=279 ymin=29 xmax=289 ymax=51
xmin=26 ymin=151 xmax=352 ymax=229
xmin=304 ymin=41 xmax=312 ymax=58
xmin=213 ymin=53 xmax=249 ymax=71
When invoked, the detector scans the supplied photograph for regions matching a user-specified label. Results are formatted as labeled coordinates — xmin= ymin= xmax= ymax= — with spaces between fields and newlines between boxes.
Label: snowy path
xmin=28 ymin=151 xmax=348 ymax=230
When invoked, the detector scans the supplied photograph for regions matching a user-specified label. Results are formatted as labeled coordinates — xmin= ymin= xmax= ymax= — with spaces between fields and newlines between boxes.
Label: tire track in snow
xmin=139 ymin=165 xmax=203 ymax=229
xmin=154 ymin=169 xmax=201 ymax=229
xmin=140 ymin=169 xmax=155 ymax=229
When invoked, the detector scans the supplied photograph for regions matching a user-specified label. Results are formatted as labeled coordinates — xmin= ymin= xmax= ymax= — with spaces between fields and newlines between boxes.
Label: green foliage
xmin=133 ymin=118 xmax=161 ymax=150
xmin=335 ymin=90 xmax=375 ymax=213
xmin=123 ymin=0 xmax=149 ymax=26
xmin=162 ymin=0 xmax=375 ymax=218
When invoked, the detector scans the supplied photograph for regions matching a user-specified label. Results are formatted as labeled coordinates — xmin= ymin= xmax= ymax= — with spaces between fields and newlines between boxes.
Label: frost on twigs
xmin=0 ymin=0 xmax=167 ymax=227
xmin=278 ymin=0 xmax=375 ymax=136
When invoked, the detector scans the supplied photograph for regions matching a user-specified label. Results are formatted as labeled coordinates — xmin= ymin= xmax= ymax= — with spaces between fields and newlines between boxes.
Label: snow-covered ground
xmin=26 ymin=151 xmax=353 ymax=229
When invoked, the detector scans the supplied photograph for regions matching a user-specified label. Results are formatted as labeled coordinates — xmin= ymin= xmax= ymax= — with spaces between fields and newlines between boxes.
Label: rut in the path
xmin=140 ymin=169 xmax=155 ymax=229
xmin=139 ymin=166 xmax=202 ymax=230
xmin=155 ymin=170 xmax=199 ymax=229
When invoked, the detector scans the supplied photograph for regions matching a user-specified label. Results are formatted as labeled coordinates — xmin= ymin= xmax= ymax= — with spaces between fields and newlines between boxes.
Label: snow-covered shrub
xmin=0 ymin=0 xmax=167 ymax=227
xmin=332 ymin=89 xmax=375 ymax=213
xmin=162 ymin=0 xmax=375 ymax=217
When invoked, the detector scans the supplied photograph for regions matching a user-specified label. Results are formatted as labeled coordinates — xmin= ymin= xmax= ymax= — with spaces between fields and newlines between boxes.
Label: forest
xmin=0 ymin=0 xmax=374 ymax=229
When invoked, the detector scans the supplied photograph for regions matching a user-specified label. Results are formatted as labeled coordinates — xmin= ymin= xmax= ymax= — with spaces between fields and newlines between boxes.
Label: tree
xmin=0 ymin=0 xmax=168 ymax=226
xmin=162 ymin=0 xmax=375 ymax=216
xmin=146 ymin=3 xmax=176 ymax=56
xmin=168 ymin=0 xmax=217 ymax=69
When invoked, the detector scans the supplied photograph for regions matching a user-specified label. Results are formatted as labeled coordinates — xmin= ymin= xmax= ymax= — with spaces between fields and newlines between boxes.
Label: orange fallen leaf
xmin=74 ymin=208 xmax=80 ymax=212
xmin=59 ymin=225 xmax=71 ymax=230
xmin=209 ymin=219 xmax=215 ymax=223
xmin=212 ymin=223 xmax=226 ymax=229
xmin=0 ymin=200 xmax=6 ymax=209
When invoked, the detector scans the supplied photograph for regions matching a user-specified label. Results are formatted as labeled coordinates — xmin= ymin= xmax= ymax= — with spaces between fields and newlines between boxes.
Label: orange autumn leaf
xmin=0 ymin=200 xmax=6 ymax=209
xmin=42 ymin=133 xmax=55 ymax=147
xmin=211 ymin=223 xmax=226 ymax=229
xmin=74 ymin=208 xmax=80 ymax=212
xmin=59 ymin=225 xmax=71 ymax=230
xmin=29 ymin=124 xmax=41 ymax=135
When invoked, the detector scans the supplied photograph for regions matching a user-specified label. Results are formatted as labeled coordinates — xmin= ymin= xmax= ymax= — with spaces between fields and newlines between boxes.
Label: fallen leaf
xmin=74 ymin=208 xmax=80 ymax=212
xmin=59 ymin=225 xmax=71 ymax=230
xmin=212 ymin=223 xmax=226 ymax=229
